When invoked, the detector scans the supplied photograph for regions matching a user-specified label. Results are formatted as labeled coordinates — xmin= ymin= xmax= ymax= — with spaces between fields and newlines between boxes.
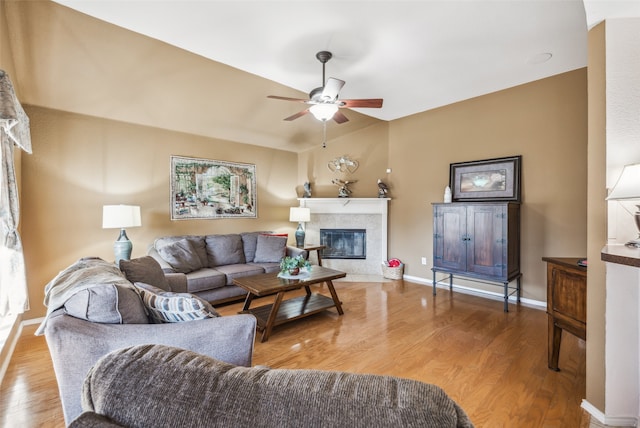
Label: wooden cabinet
xmin=542 ymin=257 xmax=586 ymax=371
xmin=432 ymin=202 xmax=521 ymax=311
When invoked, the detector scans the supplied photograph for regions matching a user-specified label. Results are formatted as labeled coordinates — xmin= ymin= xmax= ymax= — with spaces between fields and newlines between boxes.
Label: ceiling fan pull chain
xmin=322 ymin=121 xmax=327 ymax=148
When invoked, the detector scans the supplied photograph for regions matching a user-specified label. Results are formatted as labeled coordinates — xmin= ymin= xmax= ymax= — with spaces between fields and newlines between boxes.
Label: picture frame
xmin=170 ymin=155 xmax=257 ymax=220
xmin=450 ymin=155 xmax=521 ymax=202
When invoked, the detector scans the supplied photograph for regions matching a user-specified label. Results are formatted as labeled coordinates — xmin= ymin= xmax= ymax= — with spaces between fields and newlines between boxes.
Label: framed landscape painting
xmin=170 ymin=156 xmax=257 ymax=220
xmin=450 ymin=155 xmax=521 ymax=202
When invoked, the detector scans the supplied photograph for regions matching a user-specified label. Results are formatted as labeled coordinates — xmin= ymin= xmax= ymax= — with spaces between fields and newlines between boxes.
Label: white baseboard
xmin=581 ymin=399 xmax=639 ymax=427
xmin=402 ymin=274 xmax=546 ymax=310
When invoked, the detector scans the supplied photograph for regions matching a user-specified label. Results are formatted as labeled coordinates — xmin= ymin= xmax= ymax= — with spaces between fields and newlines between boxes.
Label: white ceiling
xmin=51 ymin=1 xmax=638 ymax=123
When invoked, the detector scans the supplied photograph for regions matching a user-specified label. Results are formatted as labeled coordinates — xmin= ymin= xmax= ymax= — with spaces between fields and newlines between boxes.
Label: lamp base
xmin=114 ymin=229 xmax=133 ymax=265
xmin=295 ymin=222 xmax=306 ymax=248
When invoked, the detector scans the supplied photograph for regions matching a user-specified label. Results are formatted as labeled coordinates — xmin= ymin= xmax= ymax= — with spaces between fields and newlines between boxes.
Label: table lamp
xmin=607 ymin=163 xmax=640 ymax=247
xmin=289 ymin=207 xmax=311 ymax=248
xmin=102 ymin=205 xmax=142 ymax=264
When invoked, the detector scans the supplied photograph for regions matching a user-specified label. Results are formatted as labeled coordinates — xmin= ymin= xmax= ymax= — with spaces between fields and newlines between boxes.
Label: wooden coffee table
xmin=233 ymin=266 xmax=346 ymax=342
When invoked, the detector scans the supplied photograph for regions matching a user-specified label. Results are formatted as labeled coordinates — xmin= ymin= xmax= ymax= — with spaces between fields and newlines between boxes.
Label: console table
xmin=542 ymin=257 xmax=587 ymax=371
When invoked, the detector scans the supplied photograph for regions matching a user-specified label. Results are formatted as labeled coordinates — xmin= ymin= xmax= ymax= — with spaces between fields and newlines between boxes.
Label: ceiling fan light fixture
xmin=310 ymin=103 xmax=339 ymax=121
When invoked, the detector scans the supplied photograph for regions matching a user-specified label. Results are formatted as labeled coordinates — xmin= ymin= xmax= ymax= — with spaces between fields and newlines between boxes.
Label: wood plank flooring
xmin=0 ymin=280 xmax=586 ymax=427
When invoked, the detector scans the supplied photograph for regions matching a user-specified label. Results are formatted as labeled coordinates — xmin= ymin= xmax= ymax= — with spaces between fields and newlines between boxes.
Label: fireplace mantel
xmin=298 ymin=198 xmax=390 ymax=214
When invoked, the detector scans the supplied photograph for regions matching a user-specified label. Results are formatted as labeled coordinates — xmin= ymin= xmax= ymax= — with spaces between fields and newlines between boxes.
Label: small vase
xmin=288 ymin=267 xmax=300 ymax=276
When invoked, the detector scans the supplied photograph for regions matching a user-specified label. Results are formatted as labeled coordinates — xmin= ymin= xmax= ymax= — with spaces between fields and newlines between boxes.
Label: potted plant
xmin=280 ymin=255 xmax=311 ymax=276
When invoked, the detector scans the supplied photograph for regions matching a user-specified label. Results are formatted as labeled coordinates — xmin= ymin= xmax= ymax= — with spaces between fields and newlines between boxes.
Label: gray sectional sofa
xmin=148 ymin=231 xmax=307 ymax=304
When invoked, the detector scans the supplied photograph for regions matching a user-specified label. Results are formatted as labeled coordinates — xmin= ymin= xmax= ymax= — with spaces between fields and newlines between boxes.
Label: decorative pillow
xmin=133 ymin=282 xmax=220 ymax=323
xmin=156 ymin=238 xmax=203 ymax=274
xmin=64 ymin=283 xmax=149 ymax=324
xmin=240 ymin=231 xmax=271 ymax=262
xmin=155 ymin=236 xmax=208 ymax=268
xmin=205 ymin=234 xmax=245 ymax=267
xmin=253 ymin=234 xmax=288 ymax=263
xmin=119 ymin=256 xmax=170 ymax=291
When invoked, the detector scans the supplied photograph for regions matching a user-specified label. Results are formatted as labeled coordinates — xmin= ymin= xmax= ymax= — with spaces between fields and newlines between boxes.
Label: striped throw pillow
xmin=133 ymin=282 xmax=219 ymax=323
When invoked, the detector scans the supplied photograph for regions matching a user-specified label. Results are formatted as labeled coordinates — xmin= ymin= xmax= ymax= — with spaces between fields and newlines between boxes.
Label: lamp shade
xmin=289 ymin=207 xmax=310 ymax=222
xmin=102 ymin=205 xmax=142 ymax=229
xmin=607 ymin=163 xmax=640 ymax=200
xmin=309 ymin=104 xmax=339 ymax=121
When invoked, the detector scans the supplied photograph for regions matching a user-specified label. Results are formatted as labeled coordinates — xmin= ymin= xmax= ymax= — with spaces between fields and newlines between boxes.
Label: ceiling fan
xmin=267 ymin=51 xmax=383 ymax=124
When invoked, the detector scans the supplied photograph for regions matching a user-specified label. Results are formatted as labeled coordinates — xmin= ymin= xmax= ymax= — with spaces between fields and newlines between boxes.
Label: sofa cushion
xmin=155 ymin=238 xmax=203 ymax=274
xmin=214 ymin=264 xmax=265 ymax=286
xmin=205 ymin=234 xmax=245 ymax=267
xmin=133 ymin=282 xmax=220 ymax=323
xmin=248 ymin=262 xmax=281 ymax=274
xmin=119 ymin=256 xmax=170 ymax=291
xmin=64 ymin=283 xmax=149 ymax=324
xmin=155 ymin=236 xmax=208 ymax=268
xmin=253 ymin=234 xmax=288 ymax=263
xmin=185 ymin=268 xmax=228 ymax=293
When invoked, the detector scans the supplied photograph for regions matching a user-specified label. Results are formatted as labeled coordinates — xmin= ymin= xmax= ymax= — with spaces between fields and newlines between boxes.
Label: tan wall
xmin=21 ymin=106 xmax=298 ymax=319
xmin=586 ymin=21 xmax=607 ymax=412
xmin=297 ymin=122 xmax=390 ymax=198
xmin=383 ymin=69 xmax=588 ymax=302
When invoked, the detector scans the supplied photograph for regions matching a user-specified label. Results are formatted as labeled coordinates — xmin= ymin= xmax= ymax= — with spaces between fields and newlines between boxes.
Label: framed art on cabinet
xmin=170 ymin=155 xmax=257 ymax=220
xmin=450 ymin=155 xmax=521 ymax=202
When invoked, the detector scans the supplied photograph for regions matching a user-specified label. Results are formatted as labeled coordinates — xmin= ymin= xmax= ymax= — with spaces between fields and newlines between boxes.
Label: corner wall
xmin=586 ymin=20 xmax=607 ymax=413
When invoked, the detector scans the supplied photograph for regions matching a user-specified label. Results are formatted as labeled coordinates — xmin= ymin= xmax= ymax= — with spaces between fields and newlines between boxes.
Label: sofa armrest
xmin=146 ymin=246 xmax=175 ymax=273
xmin=44 ymin=310 xmax=256 ymax=425
xmin=286 ymin=246 xmax=308 ymax=260
xmin=165 ymin=273 xmax=187 ymax=293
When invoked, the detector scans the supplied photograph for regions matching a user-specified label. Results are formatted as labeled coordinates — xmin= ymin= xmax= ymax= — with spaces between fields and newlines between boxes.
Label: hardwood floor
xmin=0 ymin=280 xmax=586 ymax=427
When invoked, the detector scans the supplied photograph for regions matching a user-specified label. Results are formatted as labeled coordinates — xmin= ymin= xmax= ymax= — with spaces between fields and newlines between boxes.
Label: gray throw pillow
xmin=156 ymin=238 xmax=203 ymax=274
xmin=119 ymin=256 xmax=171 ymax=291
xmin=133 ymin=282 xmax=220 ymax=323
xmin=253 ymin=234 xmax=288 ymax=263
xmin=64 ymin=283 xmax=149 ymax=324
xmin=241 ymin=231 xmax=271 ymax=262
xmin=205 ymin=234 xmax=245 ymax=267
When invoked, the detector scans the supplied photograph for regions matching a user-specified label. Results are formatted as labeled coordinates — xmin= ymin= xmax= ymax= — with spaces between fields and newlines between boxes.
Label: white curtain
xmin=0 ymin=70 xmax=31 ymax=316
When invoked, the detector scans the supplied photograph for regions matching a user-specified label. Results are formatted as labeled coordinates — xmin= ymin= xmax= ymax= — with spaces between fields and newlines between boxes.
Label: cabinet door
xmin=433 ymin=204 xmax=466 ymax=271
xmin=466 ymin=204 xmax=506 ymax=278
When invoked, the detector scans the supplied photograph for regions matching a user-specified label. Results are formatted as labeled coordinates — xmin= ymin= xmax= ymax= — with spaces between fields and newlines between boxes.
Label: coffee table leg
xmin=262 ymin=291 xmax=285 ymax=342
xmin=325 ymin=280 xmax=344 ymax=315
xmin=241 ymin=292 xmax=254 ymax=312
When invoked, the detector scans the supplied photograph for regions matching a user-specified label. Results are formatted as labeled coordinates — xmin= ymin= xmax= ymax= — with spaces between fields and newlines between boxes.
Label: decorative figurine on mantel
xmin=332 ymin=179 xmax=357 ymax=198
xmin=303 ymin=182 xmax=312 ymax=198
xmin=377 ymin=179 xmax=389 ymax=198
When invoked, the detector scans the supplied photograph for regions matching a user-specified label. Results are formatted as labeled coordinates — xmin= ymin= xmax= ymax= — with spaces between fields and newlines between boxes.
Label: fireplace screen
xmin=320 ymin=229 xmax=366 ymax=260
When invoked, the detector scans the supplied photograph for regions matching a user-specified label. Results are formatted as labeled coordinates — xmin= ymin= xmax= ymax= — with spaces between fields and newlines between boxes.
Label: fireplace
xmin=320 ymin=229 xmax=366 ymax=259
xmin=297 ymin=198 xmax=389 ymax=275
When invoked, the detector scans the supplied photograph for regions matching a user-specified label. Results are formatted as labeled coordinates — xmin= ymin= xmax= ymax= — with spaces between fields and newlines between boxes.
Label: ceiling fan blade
xmin=284 ymin=109 xmax=310 ymax=121
xmin=333 ymin=111 xmax=349 ymax=124
xmin=340 ymin=98 xmax=384 ymax=108
xmin=268 ymin=95 xmax=309 ymax=103
xmin=321 ymin=78 xmax=345 ymax=101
